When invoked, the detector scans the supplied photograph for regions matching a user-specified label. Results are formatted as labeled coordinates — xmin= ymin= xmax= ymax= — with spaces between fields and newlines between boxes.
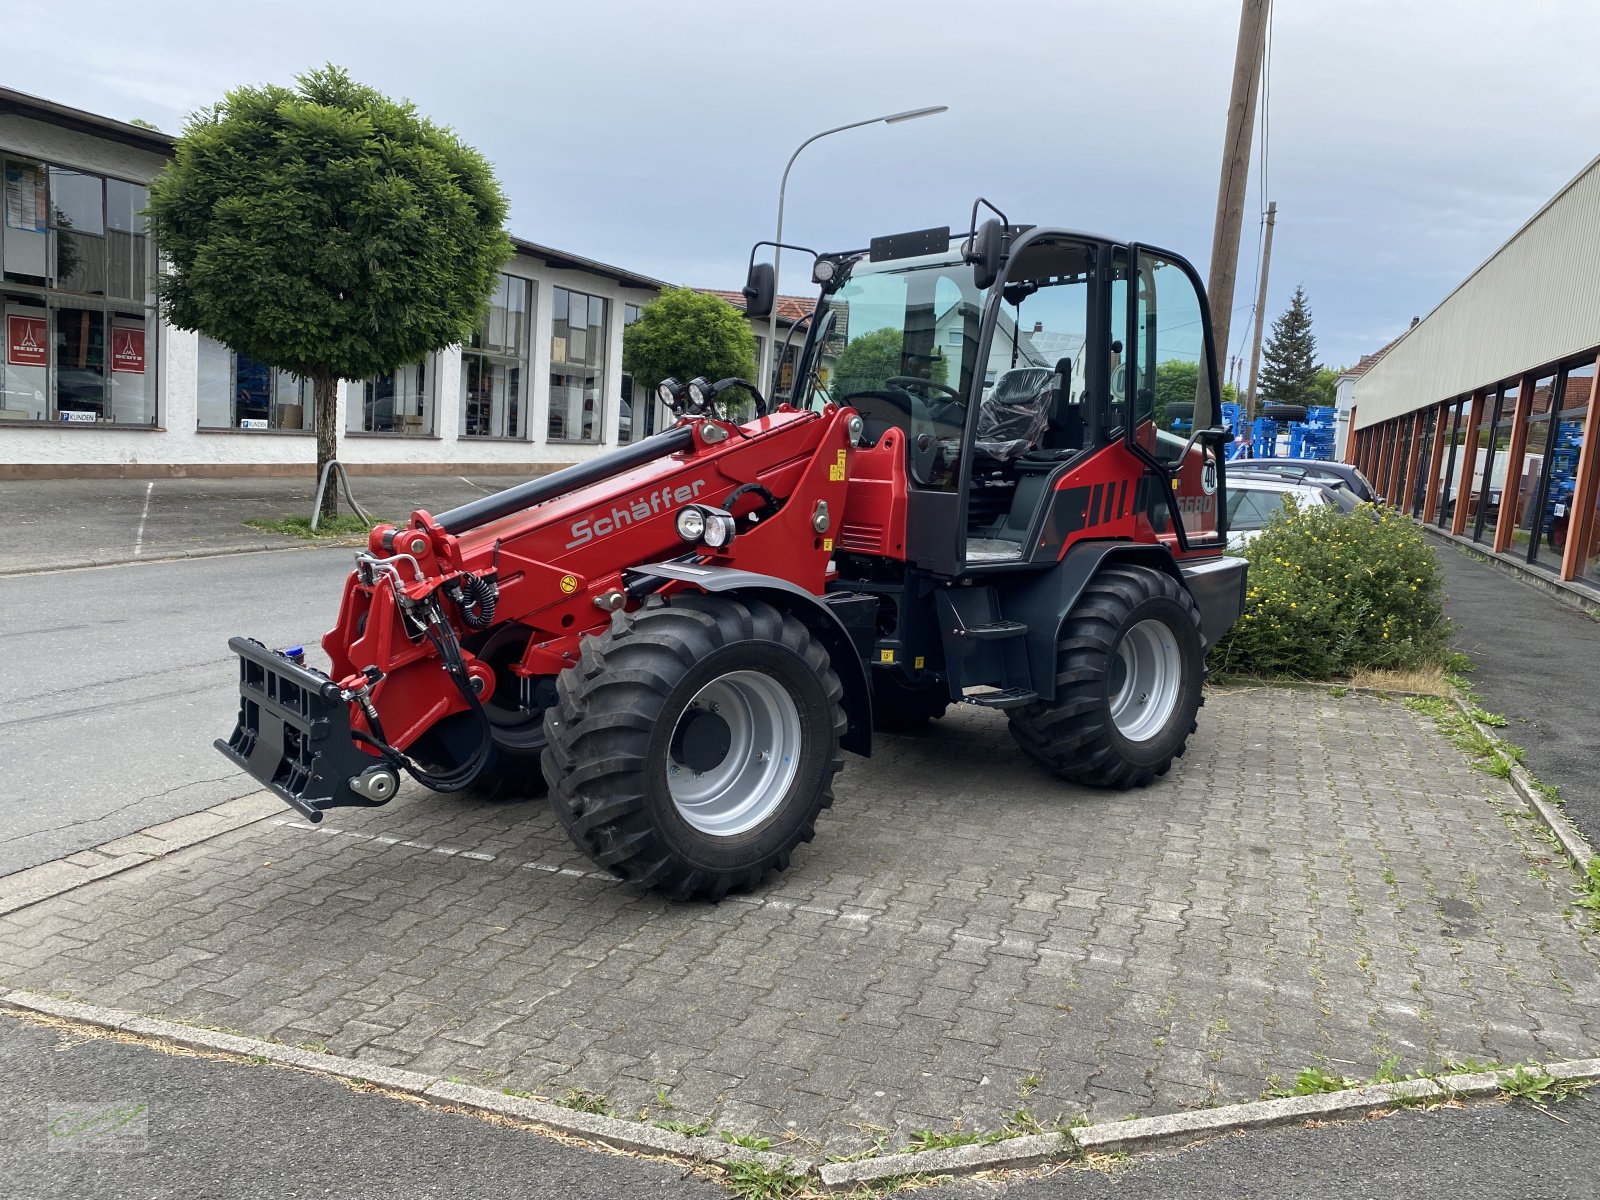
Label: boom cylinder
xmin=437 ymin=425 xmax=697 ymax=535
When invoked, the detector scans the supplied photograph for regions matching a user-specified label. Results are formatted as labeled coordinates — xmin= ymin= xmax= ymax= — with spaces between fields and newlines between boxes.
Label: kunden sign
xmin=6 ymin=315 xmax=46 ymax=367
xmin=112 ymin=327 xmax=145 ymax=374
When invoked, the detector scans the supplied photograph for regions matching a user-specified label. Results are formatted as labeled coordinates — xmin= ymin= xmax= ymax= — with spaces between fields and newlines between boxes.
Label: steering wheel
xmin=886 ymin=376 xmax=962 ymax=402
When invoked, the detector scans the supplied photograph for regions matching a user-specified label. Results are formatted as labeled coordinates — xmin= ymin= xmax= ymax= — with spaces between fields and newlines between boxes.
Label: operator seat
xmin=974 ymin=367 xmax=1054 ymax=462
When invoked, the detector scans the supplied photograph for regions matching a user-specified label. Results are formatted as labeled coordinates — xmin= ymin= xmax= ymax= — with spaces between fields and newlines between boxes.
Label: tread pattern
xmin=542 ymin=595 xmax=846 ymax=901
xmin=1008 ymin=565 xmax=1204 ymax=789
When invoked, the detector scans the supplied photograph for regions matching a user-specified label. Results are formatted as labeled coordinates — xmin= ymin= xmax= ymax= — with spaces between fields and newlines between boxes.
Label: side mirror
xmin=963 ymin=218 xmax=1005 ymax=290
xmin=743 ymin=262 xmax=775 ymax=320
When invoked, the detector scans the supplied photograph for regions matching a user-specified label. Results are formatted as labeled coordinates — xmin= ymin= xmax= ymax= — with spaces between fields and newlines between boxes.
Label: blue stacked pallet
xmin=1220 ymin=402 xmax=1251 ymax=460
xmin=1251 ymin=417 xmax=1279 ymax=458
xmin=1288 ymin=406 xmax=1337 ymax=460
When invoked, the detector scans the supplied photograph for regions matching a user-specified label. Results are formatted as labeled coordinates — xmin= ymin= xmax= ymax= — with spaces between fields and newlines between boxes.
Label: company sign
xmin=6 ymin=315 xmax=46 ymax=367
xmin=111 ymin=328 xmax=145 ymax=374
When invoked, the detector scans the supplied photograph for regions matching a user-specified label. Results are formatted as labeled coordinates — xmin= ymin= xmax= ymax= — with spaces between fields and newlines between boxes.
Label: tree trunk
xmin=314 ymin=370 xmax=339 ymax=522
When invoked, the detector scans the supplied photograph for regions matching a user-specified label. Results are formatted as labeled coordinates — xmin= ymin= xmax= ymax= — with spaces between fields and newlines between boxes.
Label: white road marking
xmin=459 ymin=476 xmax=495 ymax=493
xmin=270 ymin=818 xmax=874 ymax=922
xmin=133 ymin=481 xmax=154 ymax=556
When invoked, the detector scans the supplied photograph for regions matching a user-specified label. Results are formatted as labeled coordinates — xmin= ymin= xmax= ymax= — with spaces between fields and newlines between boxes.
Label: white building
xmin=0 ymin=86 xmax=672 ymax=479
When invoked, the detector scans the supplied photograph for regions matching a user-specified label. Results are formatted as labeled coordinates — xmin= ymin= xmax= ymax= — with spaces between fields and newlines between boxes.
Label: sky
xmin=9 ymin=0 xmax=1599 ymax=370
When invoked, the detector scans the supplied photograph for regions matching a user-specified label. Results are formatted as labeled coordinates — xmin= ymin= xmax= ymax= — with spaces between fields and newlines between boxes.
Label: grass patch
xmin=1403 ymin=696 xmax=1515 ymax=777
xmin=1347 ymin=663 xmax=1451 ymax=696
xmin=656 ymin=1118 xmax=711 ymax=1137
xmin=722 ymin=1158 xmax=808 ymax=1200
xmin=1267 ymin=1066 xmax=1356 ymax=1097
xmin=1500 ymin=1064 xmax=1589 ymax=1106
xmin=555 ymin=1087 xmax=611 ymax=1116
xmin=243 ymin=514 xmax=384 ymax=540
xmin=721 ymin=1131 xmax=773 ymax=1151
xmin=1572 ymin=858 xmax=1600 ymax=914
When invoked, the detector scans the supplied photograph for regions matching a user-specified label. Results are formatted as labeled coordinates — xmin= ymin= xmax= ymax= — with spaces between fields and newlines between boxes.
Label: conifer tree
xmin=1259 ymin=284 xmax=1321 ymax=409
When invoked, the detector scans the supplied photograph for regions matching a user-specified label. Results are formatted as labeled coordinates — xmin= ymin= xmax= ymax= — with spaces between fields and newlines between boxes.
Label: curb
xmin=0 ymin=793 xmax=285 ymax=916
xmin=1451 ymin=696 xmax=1597 ymax=871
xmin=0 ymin=990 xmax=809 ymax=1178
xmin=0 ymin=539 xmax=359 ymax=577
xmin=6 ymin=988 xmax=1598 ymax=1189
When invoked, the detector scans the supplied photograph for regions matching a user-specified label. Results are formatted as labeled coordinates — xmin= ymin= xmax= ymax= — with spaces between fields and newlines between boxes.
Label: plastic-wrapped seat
xmin=974 ymin=367 xmax=1054 ymax=461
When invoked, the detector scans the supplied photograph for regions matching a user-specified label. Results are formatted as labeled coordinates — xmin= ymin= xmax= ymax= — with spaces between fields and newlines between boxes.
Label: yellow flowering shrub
xmin=1208 ymin=500 xmax=1448 ymax=678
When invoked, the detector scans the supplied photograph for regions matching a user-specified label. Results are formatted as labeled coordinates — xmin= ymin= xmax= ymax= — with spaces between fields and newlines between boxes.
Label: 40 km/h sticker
xmin=559 ymin=575 xmax=579 ymax=594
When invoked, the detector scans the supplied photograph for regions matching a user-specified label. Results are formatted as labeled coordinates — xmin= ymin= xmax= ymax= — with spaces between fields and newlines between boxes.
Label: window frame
xmin=460 ymin=272 xmax=534 ymax=440
xmin=1 ymin=152 xmax=158 ymax=428
xmin=548 ymin=285 xmax=609 ymax=444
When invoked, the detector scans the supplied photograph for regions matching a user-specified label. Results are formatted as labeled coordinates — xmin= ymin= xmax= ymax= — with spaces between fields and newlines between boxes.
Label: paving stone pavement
xmin=1 ymin=688 xmax=1595 ymax=1157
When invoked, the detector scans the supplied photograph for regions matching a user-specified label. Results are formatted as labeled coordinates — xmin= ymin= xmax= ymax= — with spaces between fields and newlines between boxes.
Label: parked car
xmin=1225 ymin=476 xmax=1359 ymax=548
xmin=1230 ymin=458 xmax=1382 ymax=503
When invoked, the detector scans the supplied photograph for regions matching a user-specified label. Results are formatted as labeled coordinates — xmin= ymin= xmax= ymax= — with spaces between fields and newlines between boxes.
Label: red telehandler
xmin=217 ymin=204 xmax=1246 ymax=899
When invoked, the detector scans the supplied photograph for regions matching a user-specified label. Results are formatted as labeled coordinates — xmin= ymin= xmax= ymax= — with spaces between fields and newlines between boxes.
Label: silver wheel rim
xmin=667 ymin=670 xmax=804 ymax=837
xmin=1108 ymin=619 xmax=1183 ymax=743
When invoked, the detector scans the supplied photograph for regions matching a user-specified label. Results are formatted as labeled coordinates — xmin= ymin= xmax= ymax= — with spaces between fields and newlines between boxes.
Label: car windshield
xmin=1227 ymin=486 xmax=1316 ymax=531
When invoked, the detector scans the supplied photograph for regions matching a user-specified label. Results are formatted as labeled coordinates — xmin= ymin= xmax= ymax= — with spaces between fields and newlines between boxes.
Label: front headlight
xmin=702 ymin=511 xmax=736 ymax=548
xmin=675 ymin=507 xmax=706 ymax=541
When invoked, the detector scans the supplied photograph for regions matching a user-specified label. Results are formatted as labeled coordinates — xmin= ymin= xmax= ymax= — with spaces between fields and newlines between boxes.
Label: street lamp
xmin=760 ymin=105 xmax=949 ymax=398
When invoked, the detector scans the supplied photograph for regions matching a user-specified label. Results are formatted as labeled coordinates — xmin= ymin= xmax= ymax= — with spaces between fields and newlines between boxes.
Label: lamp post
xmin=761 ymin=105 xmax=948 ymax=397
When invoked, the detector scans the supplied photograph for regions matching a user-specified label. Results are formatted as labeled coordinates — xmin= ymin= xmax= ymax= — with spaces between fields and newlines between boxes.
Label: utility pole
xmin=1205 ymin=0 xmax=1272 ymax=379
xmin=1244 ymin=199 xmax=1277 ymax=420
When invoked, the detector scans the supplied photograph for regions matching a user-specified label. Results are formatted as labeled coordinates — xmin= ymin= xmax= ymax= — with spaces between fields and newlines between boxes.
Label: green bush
xmin=1208 ymin=500 xmax=1448 ymax=679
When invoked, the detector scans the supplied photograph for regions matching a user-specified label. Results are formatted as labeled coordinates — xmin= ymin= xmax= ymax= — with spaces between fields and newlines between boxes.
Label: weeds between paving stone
xmin=556 ymin=1087 xmax=613 ymax=1117
xmin=1266 ymin=1056 xmax=1592 ymax=1114
xmin=1404 ymin=689 xmax=1600 ymax=931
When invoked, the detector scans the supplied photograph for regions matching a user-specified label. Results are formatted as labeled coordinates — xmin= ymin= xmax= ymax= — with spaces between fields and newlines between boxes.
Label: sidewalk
xmin=6 ymin=473 xmax=541 ymax=574
xmin=1436 ymin=542 xmax=1600 ymax=843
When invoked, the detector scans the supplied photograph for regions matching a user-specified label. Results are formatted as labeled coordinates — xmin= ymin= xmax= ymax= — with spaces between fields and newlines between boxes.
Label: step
xmin=958 ymin=620 xmax=1029 ymax=641
xmin=960 ymin=687 xmax=1039 ymax=710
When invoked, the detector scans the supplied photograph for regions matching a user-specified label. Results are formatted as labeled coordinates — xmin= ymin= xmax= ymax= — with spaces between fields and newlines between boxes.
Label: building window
xmin=0 ymin=155 xmax=158 ymax=426
xmin=619 ymin=302 xmax=642 ymax=444
xmin=1515 ymin=372 xmax=1560 ymax=559
xmin=196 ymin=336 xmax=312 ymax=430
xmin=351 ymin=359 xmax=432 ymax=435
xmin=1410 ymin=406 xmax=1436 ymax=518
xmin=549 ymin=286 xmax=607 ymax=443
xmin=1551 ymin=361 xmax=1596 ymax=582
xmin=461 ymin=273 xmax=531 ymax=439
xmin=1471 ymin=383 xmax=1516 ymax=544
xmin=1435 ymin=400 xmax=1468 ymax=527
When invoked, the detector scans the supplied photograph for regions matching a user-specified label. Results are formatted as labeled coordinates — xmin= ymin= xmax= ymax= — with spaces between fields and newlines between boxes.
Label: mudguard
xmin=1002 ymin=542 xmax=1246 ymax=702
xmin=632 ymin=562 xmax=874 ymax=757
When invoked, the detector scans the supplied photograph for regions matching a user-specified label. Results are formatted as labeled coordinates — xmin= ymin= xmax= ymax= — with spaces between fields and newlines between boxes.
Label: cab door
xmin=1124 ymin=246 xmax=1228 ymax=552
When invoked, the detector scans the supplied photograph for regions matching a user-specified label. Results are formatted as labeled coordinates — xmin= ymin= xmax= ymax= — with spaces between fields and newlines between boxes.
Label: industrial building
xmin=1347 ymin=152 xmax=1600 ymax=601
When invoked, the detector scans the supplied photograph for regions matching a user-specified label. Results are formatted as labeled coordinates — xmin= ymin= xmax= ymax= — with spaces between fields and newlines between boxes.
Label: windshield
xmin=799 ymin=247 xmax=987 ymax=490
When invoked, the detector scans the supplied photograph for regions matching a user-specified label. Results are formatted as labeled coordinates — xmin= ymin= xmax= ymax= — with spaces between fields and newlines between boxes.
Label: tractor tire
xmin=465 ymin=624 xmax=552 ymax=802
xmin=1263 ymin=403 xmax=1308 ymax=423
xmin=542 ymin=594 xmax=846 ymax=900
xmin=872 ymin=669 xmax=949 ymax=733
xmin=1008 ymin=565 xmax=1205 ymax=789
xmin=1164 ymin=402 xmax=1194 ymax=424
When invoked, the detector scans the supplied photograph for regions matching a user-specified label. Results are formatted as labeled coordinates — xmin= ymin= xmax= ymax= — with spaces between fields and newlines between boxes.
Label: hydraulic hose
xmin=352 ymin=597 xmax=494 ymax=793
xmin=447 ymin=571 xmax=498 ymax=630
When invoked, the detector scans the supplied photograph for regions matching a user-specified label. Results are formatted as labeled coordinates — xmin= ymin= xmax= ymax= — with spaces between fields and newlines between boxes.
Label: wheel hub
xmin=671 ymin=706 xmax=733 ymax=773
xmin=667 ymin=670 xmax=804 ymax=837
xmin=1109 ymin=618 xmax=1183 ymax=743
